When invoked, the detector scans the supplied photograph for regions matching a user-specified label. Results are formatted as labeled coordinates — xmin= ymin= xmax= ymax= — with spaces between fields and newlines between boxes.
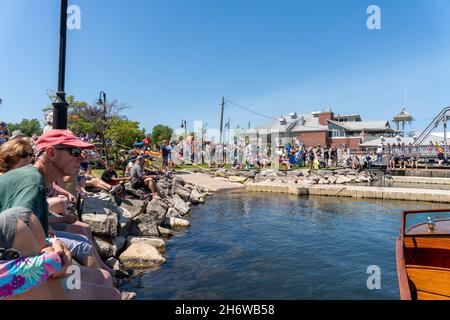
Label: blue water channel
xmin=137 ymin=191 xmax=449 ymax=300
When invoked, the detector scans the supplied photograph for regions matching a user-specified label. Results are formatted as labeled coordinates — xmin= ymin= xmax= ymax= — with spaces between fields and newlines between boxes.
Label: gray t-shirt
xmin=130 ymin=163 xmax=143 ymax=186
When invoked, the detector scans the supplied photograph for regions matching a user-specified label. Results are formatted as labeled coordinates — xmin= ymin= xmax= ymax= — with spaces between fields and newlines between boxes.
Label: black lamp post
xmin=97 ymin=91 xmax=108 ymax=163
xmin=53 ymin=0 xmax=69 ymax=129
xmin=180 ymin=120 xmax=187 ymax=135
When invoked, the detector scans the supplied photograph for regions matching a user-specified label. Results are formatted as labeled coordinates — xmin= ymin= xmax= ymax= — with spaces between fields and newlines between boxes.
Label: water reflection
xmin=138 ymin=191 xmax=450 ymax=300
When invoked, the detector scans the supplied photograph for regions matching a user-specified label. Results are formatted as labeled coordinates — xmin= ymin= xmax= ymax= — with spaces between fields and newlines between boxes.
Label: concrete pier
xmin=246 ymin=182 xmax=450 ymax=203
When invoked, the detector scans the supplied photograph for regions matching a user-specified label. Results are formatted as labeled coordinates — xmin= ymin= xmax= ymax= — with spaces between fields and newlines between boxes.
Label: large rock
xmin=335 ymin=175 xmax=350 ymax=184
xmin=214 ymin=169 xmax=228 ymax=178
xmin=260 ymin=169 xmax=277 ymax=176
xmin=112 ymin=236 xmax=127 ymax=255
xmin=126 ymin=236 xmax=166 ymax=253
xmin=132 ymin=199 xmax=168 ymax=237
xmin=327 ymin=176 xmax=337 ymax=184
xmin=189 ymin=189 xmax=202 ymax=204
xmin=82 ymin=208 xmax=118 ymax=237
xmin=167 ymin=207 xmax=183 ymax=218
xmin=117 ymin=207 xmax=133 ymax=237
xmin=120 ymin=198 xmax=148 ymax=219
xmin=158 ymin=226 xmax=174 ymax=237
xmin=173 ymin=185 xmax=192 ymax=202
xmin=228 ymin=176 xmax=247 ymax=184
xmin=93 ymin=236 xmax=115 ymax=259
xmin=253 ymin=173 xmax=265 ymax=183
xmin=264 ymin=173 xmax=278 ymax=181
xmin=106 ymin=257 xmax=120 ymax=270
xmin=318 ymin=178 xmax=330 ymax=185
xmin=119 ymin=243 xmax=166 ymax=268
xmin=172 ymin=194 xmax=190 ymax=216
xmin=82 ymin=193 xmax=116 ymax=214
xmin=240 ymin=171 xmax=256 ymax=179
xmin=156 ymin=180 xmax=171 ymax=197
xmin=173 ymin=176 xmax=185 ymax=186
xmin=161 ymin=217 xmax=190 ymax=229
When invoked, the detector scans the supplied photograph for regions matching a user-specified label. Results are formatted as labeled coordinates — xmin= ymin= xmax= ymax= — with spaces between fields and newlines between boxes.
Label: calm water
xmin=137 ymin=191 xmax=450 ymax=300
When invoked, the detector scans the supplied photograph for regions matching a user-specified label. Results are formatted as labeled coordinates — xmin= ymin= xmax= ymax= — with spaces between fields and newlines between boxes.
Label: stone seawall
xmin=246 ymin=182 xmax=450 ymax=203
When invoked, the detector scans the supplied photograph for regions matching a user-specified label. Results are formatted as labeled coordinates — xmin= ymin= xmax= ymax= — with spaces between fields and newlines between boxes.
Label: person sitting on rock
xmin=0 ymin=130 xmax=133 ymax=299
xmin=101 ymin=161 xmax=130 ymax=190
xmin=130 ymin=156 xmax=165 ymax=200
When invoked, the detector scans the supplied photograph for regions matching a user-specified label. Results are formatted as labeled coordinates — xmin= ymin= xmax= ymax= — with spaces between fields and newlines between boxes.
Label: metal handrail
xmin=413 ymin=106 xmax=450 ymax=147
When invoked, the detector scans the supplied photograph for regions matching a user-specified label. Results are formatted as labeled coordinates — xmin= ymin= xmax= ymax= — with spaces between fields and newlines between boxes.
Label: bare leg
xmin=83 ymin=248 xmax=115 ymax=278
xmin=63 ymin=222 xmax=92 ymax=240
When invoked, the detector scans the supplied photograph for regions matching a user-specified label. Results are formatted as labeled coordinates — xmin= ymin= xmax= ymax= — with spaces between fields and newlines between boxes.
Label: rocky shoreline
xmin=79 ymin=174 xmax=212 ymax=291
xmin=208 ymin=167 xmax=379 ymax=186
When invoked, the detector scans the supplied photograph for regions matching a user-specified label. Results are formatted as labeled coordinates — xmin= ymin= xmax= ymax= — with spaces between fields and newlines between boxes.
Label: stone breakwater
xmin=79 ymin=175 xmax=212 ymax=272
xmin=199 ymin=167 xmax=450 ymax=204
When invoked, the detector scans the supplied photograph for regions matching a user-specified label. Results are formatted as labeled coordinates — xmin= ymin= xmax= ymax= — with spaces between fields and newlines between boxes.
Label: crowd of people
xmin=0 ymin=126 xmax=175 ymax=300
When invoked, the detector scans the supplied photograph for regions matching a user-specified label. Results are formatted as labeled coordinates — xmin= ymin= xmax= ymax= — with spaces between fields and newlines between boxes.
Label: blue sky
xmin=1 ymin=0 xmax=450 ymax=135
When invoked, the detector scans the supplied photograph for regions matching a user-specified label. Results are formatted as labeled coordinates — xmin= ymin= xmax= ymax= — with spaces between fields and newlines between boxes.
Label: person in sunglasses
xmin=0 ymin=139 xmax=35 ymax=175
xmin=0 ymin=129 xmax=124 ymax=299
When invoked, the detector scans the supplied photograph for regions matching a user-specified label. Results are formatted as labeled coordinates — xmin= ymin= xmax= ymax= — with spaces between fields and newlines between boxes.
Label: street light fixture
xmin=180 ymin=120 xmax=187 ymax=135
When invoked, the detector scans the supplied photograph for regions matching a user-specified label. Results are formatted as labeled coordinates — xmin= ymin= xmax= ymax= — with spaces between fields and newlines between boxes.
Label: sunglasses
xmin=54 ymin=147 xmax=83 ymax=157
xmin=0 ymin=248 xmax=21 ymax=261
xmin=19 ymin=151 xmax=35 ymax=159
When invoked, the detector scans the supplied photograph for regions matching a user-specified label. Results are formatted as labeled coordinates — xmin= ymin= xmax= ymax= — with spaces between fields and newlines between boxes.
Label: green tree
xmin=105 ymin=117 xmax=145 ymax=162
xmin=7 ymin=119 xmax=43 ymax=136
xmin=105 ymin=117 xmax=145 ymax=149
xmin=151 ymin=125 xmax=173 ymax=146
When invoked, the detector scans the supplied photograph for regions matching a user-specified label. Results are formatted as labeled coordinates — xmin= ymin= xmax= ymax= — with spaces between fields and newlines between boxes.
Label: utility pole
xmin=219 ymin=97 xmax=225 ymax=163
xmin=53 ymin=0 xmax=69 ymax=129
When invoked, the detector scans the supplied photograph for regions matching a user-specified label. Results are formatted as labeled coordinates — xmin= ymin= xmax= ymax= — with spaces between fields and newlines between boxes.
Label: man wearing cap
xmin=0 ymin=129 xmax=124 ymax=299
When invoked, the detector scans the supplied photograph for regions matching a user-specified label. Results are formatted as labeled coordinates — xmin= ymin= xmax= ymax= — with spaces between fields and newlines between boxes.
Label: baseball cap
xmin=35 ymin=129 xmax=95 ymax=153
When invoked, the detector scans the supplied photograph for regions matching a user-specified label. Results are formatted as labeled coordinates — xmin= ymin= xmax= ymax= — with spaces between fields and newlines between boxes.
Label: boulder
xmin=119 ymin=243 xmax=166 ymax=269
xmin=189 ymin=189 xmax=202 ymax=204
xmin=214 ymin=169 xmax=228 ymax=178
xmin=82 ymin=208 xmax=118 ymax=237
xmin=172 ymin=194 xmax=190 ymax=216
xmin=327 ymin=176 xmax=337 ymax=184
xmin=335 ymin=175 xmax=350 ymax=184
xmin=173 ymin=176 xmax=185 ymax=186
xmin=106 ymin=257 xmax=121 ymax=270
xmin=158 ymin=226 xmax=174 ymax=237
xmin=120 ymin=198 xmax=148 ymax=219
xmin=287 ymin=170 xmax=301 ymax=177
xmin=228 ymin=176 xmax=247 ymax=184
xmin=117 ymin=207 xmax=133 ymax=237
xmin=93 ymin=236 xmax=115 ymax=259
xmin=167 ymin=207 xmax=183 ymax=218
xmin=112 ymin=236 xmax=127 ymax=255
xmin=346 ymin=175 xmax=357 ymax=182
xmin=264 ymin=173 xmax=278 ymax=181
xmin=240 ymin=171 xmax=256 ymax=179
xmin=253 ymin=173 xmax=265 ymax=183
xmin=173 ymin=185 xmax=192 ymax=202
xmin=260 ymin=169 xmax=277 ymax=176
xmin=161 ymin=217 xmax=190 ymax=229
xmin=308 ymin=174 xmax=321 ymax=183
xmin=82 ymin=193 xmax=116 ymax=214
xmin=318 ymin=178 xmax=330 ymax=185
xmin=126 ymin=236 xmax=166 ymax=253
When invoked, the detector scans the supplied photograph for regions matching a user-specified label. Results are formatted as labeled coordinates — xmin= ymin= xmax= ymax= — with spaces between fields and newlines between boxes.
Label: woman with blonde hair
xmin=0 ymin=139 xmax=35 ymax=174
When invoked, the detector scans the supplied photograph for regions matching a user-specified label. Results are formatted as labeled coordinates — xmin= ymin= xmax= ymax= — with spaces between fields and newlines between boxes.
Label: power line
xmin=224 ymin=99 xmax=277 ymax=121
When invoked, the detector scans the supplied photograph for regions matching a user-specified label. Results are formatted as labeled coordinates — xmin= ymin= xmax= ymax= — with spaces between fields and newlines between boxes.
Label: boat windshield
xmin=404 ymin=210 xmax=450 ymax=236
